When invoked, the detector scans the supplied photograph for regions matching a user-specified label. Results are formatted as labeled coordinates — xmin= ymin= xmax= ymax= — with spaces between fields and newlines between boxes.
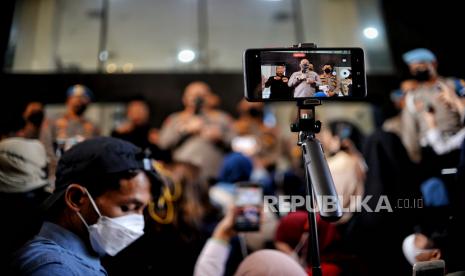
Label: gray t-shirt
xmin=288 ymin=71 xmax=321 ymax=98
xmin=158 ymin=110 xmax=235 ymax=179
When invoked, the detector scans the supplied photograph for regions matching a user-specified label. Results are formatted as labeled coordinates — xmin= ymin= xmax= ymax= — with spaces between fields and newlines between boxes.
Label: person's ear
xmin=431 ymin=249 xmax=441 ymax=260
xmin=64 ymin=184 xmax=88 ymax=212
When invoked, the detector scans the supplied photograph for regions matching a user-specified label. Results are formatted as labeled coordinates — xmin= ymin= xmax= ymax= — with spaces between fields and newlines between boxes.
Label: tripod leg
xmin=304 ymin=149 xmax=322 ymax=276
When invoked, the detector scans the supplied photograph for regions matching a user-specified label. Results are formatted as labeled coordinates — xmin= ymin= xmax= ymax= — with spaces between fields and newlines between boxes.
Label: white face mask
xmin=402 ymin=234 xmax=434 ymax=265
xmin=76 ymin=189 xmax=145 ymax=256
xmin=290 ymin=232 xmax=309 ymax=266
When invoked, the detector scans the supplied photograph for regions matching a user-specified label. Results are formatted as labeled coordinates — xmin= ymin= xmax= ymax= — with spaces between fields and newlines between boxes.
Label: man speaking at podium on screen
xmin=288 ymin=59 xmax=321 ymax=98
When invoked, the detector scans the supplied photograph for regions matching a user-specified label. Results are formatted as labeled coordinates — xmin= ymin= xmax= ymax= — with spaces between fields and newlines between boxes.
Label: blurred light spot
xmin=122 ymin=63 xmax=134 ymax=73
xmin=178 ymin=49 xmax=196 ymax=63
xmin=363 ymin=27 xmax=379 ymax=39
xmin=106 ymin=63 xmax=117 ymax=73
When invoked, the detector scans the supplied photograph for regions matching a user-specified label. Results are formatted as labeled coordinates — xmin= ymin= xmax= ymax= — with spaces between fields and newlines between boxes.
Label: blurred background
xmin=2 ymin=1 xmax=465 ymax=276
xmin=1 ymin=0 xmax=462 ymax=132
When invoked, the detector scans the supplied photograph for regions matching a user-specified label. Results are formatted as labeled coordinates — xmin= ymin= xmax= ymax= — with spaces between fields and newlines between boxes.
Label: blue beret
xmin=66 ymin=84 xmax=93 ymax=100
xmin=402 ymin=48 xmax=436 ymax=64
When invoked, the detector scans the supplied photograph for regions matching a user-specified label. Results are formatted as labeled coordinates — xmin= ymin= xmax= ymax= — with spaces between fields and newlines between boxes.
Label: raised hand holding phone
xmin=233 ymin=182 xmax=263 ymax=232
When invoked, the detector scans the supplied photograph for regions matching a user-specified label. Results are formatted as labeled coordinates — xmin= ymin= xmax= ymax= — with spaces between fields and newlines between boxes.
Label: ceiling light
xmin=177 ymin=49 xmax=196 ymax=63
xmin=106 ymin=63 xmax=117 ymax=73
xmin=122 ymin=63 xmax=134 ymax=73
xmin=363 ymin=27 xmax=379 ymax=39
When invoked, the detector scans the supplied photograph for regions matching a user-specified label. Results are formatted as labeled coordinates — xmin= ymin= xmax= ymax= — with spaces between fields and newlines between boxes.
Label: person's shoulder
xmin=16 ymin=237 xmax=67 ymax=260
xmin=442 ymin=76 xmax=463 ymax=81
xmin=82 ymin=119 xmax=98 ymax=130
xmin=210 ymin=110 xmax=233 ymax=120
xmin=162 ymin=111 xmax=185 ymax=125
xmin=443 ymin=76 xmax=465 ymax=96
xmin=168 ymin=111 xmax=186 ymax=120
xmin=13 ymin=238 xmax=69 ymax=275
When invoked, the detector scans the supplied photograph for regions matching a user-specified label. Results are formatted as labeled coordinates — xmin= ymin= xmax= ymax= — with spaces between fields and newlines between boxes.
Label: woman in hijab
xmin=235 ymin=249 xmax=307 ymax=276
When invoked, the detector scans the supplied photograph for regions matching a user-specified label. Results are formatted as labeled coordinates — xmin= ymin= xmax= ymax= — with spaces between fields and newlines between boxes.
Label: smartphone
xmin=412 ymin=260 xmax=445 ymax=276
xmin=243 ymin=47 xmax=366 ymax=101
xmin=234 ymin=182 xmax=263 ymax=232
xmin=194 ymin=96 xmax=204 ymax=115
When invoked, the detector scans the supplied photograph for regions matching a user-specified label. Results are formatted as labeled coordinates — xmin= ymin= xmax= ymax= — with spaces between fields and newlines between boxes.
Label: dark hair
xmin=45 ymin=169 xmax=143 ymax=220
xmin=127 ymin=94 xmax=148 ymax=102
xmin=328 ymin=120 xmax=364 ymax=152
xmin=0 ymin=103 xmax=26 ymax=136
xmin=86 ymin=169 xmax=142 ymax=197
xmin=0 ymin=116 xmax=25 ymax=137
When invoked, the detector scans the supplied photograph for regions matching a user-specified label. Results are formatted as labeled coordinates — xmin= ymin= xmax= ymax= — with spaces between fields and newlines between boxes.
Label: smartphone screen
xmin=243 ymin=47 xmax=366 ymax=101
xmin=234 ymin=183 xmax=263 ymax=232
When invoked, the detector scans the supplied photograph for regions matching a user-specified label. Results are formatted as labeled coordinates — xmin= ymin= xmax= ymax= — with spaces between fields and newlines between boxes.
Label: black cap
xmin=43 ymin=137 xmax=159 ymax=209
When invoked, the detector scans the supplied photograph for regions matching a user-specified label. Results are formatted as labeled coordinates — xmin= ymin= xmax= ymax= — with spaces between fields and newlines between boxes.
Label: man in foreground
xmin=12 ymin=137 xmax=156 ymax=275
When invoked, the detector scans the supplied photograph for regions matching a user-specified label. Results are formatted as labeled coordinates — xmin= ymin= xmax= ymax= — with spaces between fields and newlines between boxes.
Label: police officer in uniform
xmin=319 ymin=64 xmax=340 ymax=97
xmin=41 ymin=84 xmax=99 ymax=182
xmin=400 ymin=48 xmax=465 ymax=165
xmin=45 ymin=84 xmax=98 ymax=153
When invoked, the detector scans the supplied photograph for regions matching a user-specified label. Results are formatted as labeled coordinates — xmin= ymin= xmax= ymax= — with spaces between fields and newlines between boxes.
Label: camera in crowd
xmin=243 ymin=46 xmax=367 ymax=101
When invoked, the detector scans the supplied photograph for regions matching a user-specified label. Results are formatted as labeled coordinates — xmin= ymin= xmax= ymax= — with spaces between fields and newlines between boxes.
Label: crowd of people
xmin=1 ymin=48 xmax=465 ymax=275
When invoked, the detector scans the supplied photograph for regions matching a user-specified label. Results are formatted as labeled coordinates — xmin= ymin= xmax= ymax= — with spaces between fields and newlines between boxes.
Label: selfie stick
xmin=290 ymin=43 xmax=343 ymax=276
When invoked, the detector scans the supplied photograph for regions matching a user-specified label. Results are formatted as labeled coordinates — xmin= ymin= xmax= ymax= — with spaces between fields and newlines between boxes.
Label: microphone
xmin=302 ymin=138 xmax=343 ymax=221
xmin=194 ymin=97 xmax=204 ymax=115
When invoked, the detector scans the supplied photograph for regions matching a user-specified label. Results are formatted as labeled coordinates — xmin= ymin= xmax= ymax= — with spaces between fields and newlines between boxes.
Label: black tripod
xmin=290 ymin=97 xmax=343 ymax=276
xmin=289 ymin=43 xmax=343 ymax=275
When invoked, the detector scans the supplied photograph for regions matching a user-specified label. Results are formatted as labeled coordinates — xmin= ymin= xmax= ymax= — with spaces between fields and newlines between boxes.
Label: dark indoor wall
xmin=381 ymin=0 xmax=465 ymax=80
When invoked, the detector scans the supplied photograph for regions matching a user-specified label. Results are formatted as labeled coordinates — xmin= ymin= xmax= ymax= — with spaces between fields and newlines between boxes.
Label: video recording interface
xmin=236 ymin=186 xmax=262 ymax=206
xmin=234 ymin=186 xmax=262 ymax=231
xmin=243 ymin=47 xmax=366 ymax=101
xmin=261 ymin=50 xmax=352 ymax=99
